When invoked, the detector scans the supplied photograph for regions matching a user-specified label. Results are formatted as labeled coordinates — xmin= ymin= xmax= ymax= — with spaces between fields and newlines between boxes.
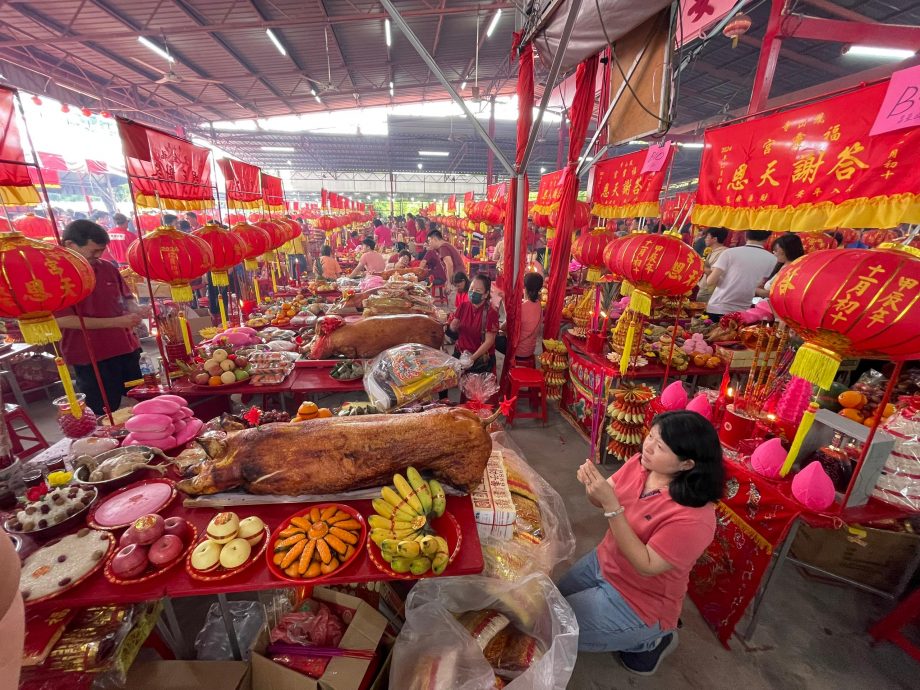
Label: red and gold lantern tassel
xmin=19 ymin=315 xmax=62 ymax=345
xmin=253 ymin=276 xmax=263 ymax=304
xmin=217 ymin=296 xmax=228 ymax=330
xmin=629 ymin=288 xmax=653 ymax=317
xmin=790 ymin=343 xmax=841 ymax=391
xmin=781 ymin=401 xmax=819 ymax=477
xmin=617 ymin=311 xmax=642 ymax=375
xmin=244 ymin=258 xmax=259 ymax=271
xmin=211 ymin=270 xmax=230 ymax=287
xmin=177 ymin=313 xmax=193 ymax=355
xmin=54 ymin=356 xmax=82 ymax=419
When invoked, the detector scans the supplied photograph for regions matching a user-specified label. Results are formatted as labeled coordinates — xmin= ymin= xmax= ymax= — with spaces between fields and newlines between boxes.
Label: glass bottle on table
xmin=140 ymin=354 xmax=159 ymax=387
xmin=805 ymin=431 xmax=854 ymax=493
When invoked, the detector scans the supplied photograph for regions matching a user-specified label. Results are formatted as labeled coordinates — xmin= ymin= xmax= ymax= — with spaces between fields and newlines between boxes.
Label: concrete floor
xmin=16 ymin=383 xmax=920 ymax=688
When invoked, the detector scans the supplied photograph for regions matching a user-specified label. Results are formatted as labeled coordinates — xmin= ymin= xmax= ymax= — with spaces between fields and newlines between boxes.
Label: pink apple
xmin=148 ymin=534 xmax=183 ymax=567
xmin=111 ymin=543 xmax=149 ymax=578
xmin=131 ymin=514 xmax=165 ymax=545
xmin=163 ymin=517 xmax=192 ymax=543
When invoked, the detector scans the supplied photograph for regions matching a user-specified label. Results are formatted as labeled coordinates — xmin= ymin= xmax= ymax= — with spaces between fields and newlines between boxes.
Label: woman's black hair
xmin=362 ymin=237 xmax=376 ymax=250
xmin=321 ymin=245 xmax=332 ymax=256
xmin=395 ymin=241 xmax=407 ymax=252
xmin=768 ymin=233 xmax=805 ymax=279
xmin=472 ymin=272 xmax=491 ymax=294
xmin=651 ymin=410 xmax=724 ymax=508
xmin=373 ymin=218 xmax=383 ymax=227
xmin=398 ymin=250 xmax=412 ymax=259
xmin=453 ymin=271 xmax=470 ymax=291
xmin=524 ymin=272 xmax=543 ymax=302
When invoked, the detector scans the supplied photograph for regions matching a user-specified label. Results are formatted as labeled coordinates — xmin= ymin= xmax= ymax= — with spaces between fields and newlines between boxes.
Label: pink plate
xmin=87 ymin=478 xmax=177 ymax=530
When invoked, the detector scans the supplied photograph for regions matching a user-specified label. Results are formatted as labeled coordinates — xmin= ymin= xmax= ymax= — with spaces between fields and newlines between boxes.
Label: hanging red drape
xmin=543 ymin=54 xmax=600 ymax=338
xmin=218 ymin=159 xmax=262 ymax=209
xmin=118 ymin=118 xmax=213 ymax=210
xmin=0 ymin=87 xmax=40 ymax=205
xmin=498 ymin=32 xmax=534 ymax=385
xmin=261 ymin=173 xmax=285 ymax=212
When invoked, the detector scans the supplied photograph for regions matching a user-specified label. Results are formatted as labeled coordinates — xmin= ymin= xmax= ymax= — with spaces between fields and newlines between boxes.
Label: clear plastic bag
xmin=364 ymin=344 xmax=462 ymax=411
xmin=873 ymin=398 xmax=920 ymax=512
xmin=479 ymin=432 xmax=576 ymax=580
xmin=194 ymin=600 xmax=265 ymax=661
xmin=389 ymin=574 xmax=578 ymax=690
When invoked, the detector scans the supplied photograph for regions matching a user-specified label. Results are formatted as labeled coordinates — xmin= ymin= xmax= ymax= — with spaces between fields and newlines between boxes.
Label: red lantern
xmin=233 ymin=222 xmax=272 ymax=271
xmin=723 ymin=12 xmax=752 ymax=47
xmin=606 ymin=232 xmax=704 ymax=373
xmin=863 ymin=228 xmax=900 ymax=247
xmin=127 ymin=226 xmax=213 ymax=302
xmin=256 ymin=220 xmax=287 ymax=257
xmin=532 ymin=211 xmax=551 ymax=228
xmin=572 ymin=229 xmax=615 ymax=278
xmin=13 ymin=213 xmax=55 ymax=241
xmin=193 ymin=222 xmax=245 ymax=286
xmin=799 ymin=233 xmax=837 ymax=253
xmin=0 ymin=232 xmax=95 ymax=344
xmin=315 ymin=215 xmax=337 ymax=232
xmin=550 ymin=200 xmax=591 ymax=231
xmin=835 ymin=228 xmax=859 ymax=246
xmin=481 ymin=202 xmax=505 ymax=226
xmin=769 ymin=243 xmax=920 ymax=389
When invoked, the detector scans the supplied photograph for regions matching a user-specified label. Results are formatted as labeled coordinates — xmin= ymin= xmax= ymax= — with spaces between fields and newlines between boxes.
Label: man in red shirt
xmin=101 ymin=213 xmax=137 ymax=266
xmin=372 ymin=218 xmax=393 ymax=250
xmin=426 ymin=227 xmax=465 ymax=288
xmin=54 ymin=221 xmax=145 ymax=415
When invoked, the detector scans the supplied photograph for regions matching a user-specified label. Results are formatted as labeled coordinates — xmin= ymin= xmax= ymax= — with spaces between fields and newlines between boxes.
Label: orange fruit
xmin=317 ymin=408 xmax=333 ymax=418
xmin=208 ymin=375 xmax=222 ymax=386
xmin=838 ymin=391 xmax=867 ymax=409
xmin=839 ymin=408 xmax=864 ymax=423
xmin=863 ymin=417 xmax=878 ymax=427
xmin=883 ymin=403 xmax=896 ymax=417
xmin=298 ymin=401 xmax=318 ymax=416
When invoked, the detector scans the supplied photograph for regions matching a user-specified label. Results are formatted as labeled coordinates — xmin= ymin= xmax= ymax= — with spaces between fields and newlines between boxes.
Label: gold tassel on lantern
xmin=244 ymin=258 xmax=259 ymax=271
xmin=211 ymin=270 xmax=230 ymax=287
xmin=177 ymin=313 xmax=193 ymax=355
xmin=629 ymin=288 xmax=652 ymax=317
xmin=781 ymin=401 xmax=819 ymax=476
xmin=789 ymin=343 xmax=841 ymax=391
xmin=217 ymin=295 xmax=228 ymax=330
xmin=54 ymin=356 xmax=82 ymax=419
xmin=19 ymin=315 xmax=63 ymax=345
xmin=617 ymin=311 xmax=642 ymax=375
xmin=170 ymin=284 xmax=194 ymax=303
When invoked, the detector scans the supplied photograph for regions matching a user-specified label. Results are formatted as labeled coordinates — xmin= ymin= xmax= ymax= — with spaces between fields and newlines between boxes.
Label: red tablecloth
xmin=128 ymin=374 xmax=295 ymax=401
xmin=290 ymin=368 xmax=365 ymax=396
xmin=28 ymin=495 xmax=483 ymax=610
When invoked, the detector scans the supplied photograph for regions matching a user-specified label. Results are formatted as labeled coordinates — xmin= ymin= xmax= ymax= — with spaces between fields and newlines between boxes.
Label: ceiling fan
xmin=132 ymin=34 xmax=223 ymax=86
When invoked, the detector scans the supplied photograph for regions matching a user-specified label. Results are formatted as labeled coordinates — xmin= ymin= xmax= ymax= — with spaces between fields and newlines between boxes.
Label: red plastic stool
xmin=4 ymin=403 xmax=49 ymax=460
xmin=511 ymin=355 xmax=536 ymax=369
xmin=507 ymin=367 xmax=547 ymax=426
xmin=431 ymin=283 xmax=448 ymax=305
xmin=869 ymin=584 xmax=920 ymax=662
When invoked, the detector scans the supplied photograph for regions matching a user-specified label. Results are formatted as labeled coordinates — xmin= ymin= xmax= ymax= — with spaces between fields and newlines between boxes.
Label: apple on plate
xmin=130 ymin=514 xmax=165 ymax=545
xmin=163 ymin=517 xmax=192 ymax=543
xmin=193 ymin=372 xmax=210 ymax=385
xmin=111 ymin=543 xmax=149 ymax=579
xmin=220 ymin=360 xmax=236 ymax=372
xmin=148 ymin=534 xmax=184 ymax=568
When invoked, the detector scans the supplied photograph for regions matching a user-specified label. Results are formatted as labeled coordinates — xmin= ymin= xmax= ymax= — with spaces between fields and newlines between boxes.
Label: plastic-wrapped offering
xmin=873 ymin=397 xmax=920 ymax=512
xmin=364 ymin=344 xmax=462 ymax=411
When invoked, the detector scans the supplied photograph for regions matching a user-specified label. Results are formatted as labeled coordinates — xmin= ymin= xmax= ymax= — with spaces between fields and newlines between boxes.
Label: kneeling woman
xmin=559 ymin=410 xmax=723 ymax=675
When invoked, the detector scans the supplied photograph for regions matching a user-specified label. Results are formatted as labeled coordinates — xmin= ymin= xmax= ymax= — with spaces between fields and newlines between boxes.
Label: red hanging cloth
xmin=498 ymin=32 xmax=534 ymax=384
xmin=218 ymin=159 xmax=262 ymax=209
xmin=118 ymin=118 xmax=213 ymax=211
xmin=261 ymin=173 xmax=285 ymax=212
xmin=543 ymin=54 xmax=600 ymax=338
xmin=0 ymin=87 xmax=40 ymax=205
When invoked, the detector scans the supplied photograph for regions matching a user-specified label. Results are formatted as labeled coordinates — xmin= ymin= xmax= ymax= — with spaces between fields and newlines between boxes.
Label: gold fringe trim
xmin=691 ymin=194 xmax=920 ymax=233
xmin=0 ymin=185 xmax=41 ymax=205
xmin=169 ymin=283 xmax=194 ymax=303
xmin=591 ymin=201 xmax=660 ymax=220
xmin=134 ymin=193 xmax=213 ymax=211
xmin=19 ymin=315 xmax=61 ymax=345
xmin=789 ymin=343 xmax=841 ymax=391
xmin=716 ymin=501 xmax=774 ymax=554
xmin=211 ymin=270 xmax=229 ymax=286
xmin=781 ymin=402 xmax=819 ymax=477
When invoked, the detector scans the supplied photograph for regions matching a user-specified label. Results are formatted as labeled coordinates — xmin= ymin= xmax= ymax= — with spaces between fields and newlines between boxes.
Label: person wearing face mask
xmin=54 ymin=220 xmax=145 ymax=415
xmin=559 ymin=411 xmax=723 ymax=675
xmin=445 ymin=273 xmax=500 ymax=373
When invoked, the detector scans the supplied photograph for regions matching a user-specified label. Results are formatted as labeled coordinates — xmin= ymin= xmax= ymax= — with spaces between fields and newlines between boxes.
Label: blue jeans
xmin=559 ymin=550 xmax=664 ymax=653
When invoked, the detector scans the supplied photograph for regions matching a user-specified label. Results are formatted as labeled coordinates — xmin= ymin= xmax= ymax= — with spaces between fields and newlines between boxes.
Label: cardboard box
xmin=251 ymin=587 xmax=387 ymax=690
xmin=125 ymin=661 xmax=251 ymax=690
xmin=790 ymin=522 xmax=920 ymax=595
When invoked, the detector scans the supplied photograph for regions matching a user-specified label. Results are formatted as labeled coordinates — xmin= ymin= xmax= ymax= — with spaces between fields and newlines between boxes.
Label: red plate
xmin=185 ymin=526 xmax=270 ymax=581
xmin=21 ymin=530 xmax=115 ymax=606
xmin=103 ymin=521 xmax=197 ymax=585
xmin=87 ymin=478 xmax=176 ymax=530
xmin=366 ymin=512 xmax=462 ymax=580
xmin=265 ymin=503 xmax=366 ymax=584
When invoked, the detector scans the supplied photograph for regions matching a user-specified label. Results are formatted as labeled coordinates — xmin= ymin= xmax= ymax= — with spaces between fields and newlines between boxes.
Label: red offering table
xmin=289 ymin=367 xmax=365 ymax=397
xmin=27 ymin=495 xmax=483 ymax=611
xmin=561 ymin=331 xmax=713 ymax=443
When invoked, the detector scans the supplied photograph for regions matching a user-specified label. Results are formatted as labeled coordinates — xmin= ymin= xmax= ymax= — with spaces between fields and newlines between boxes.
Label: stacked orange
xmin=837 ymin=391 xmax=896 ymax=427
xmin=291 ymin=401 xmax=332 ymax=423
xmin=271 ymin=302 xmax=297 ymax=327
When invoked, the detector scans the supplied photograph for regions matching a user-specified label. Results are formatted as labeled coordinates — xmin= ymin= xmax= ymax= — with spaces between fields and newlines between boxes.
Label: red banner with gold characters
xmin=118 ymin=118 xmax=213 ymax=211
xmin=260 ymin=173 xmax=284 ymax=212
xmin=693 ymin=80 xmax=920 ymax=232
xmin=590 ymin=148 xmax=674 ymax=219
xmin=0 ymin=87 xmax=40 ymax=206
xmin=487 ymin=181 xmax=507 ymax=204
xmin=531 ymin=169 xmax=565 ymax=215
xmin=218 ymin=159 xmax=262 ymax=209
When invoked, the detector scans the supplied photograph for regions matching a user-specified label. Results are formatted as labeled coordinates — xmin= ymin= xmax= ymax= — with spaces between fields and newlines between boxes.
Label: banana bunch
xmin=370 ymin=467 xmax=449 ymax=576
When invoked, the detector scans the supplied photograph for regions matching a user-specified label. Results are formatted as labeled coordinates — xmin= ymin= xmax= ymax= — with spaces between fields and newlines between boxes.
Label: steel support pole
xmin=748 ymin=0 xmax=786 ymax=114
xmin=487 ymin=97 xmax=496 ymax=185
xmin=380 ymin=0 xmax=514 ymax=175
xmin=520 ymin=0 xmax=582 ymax=170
